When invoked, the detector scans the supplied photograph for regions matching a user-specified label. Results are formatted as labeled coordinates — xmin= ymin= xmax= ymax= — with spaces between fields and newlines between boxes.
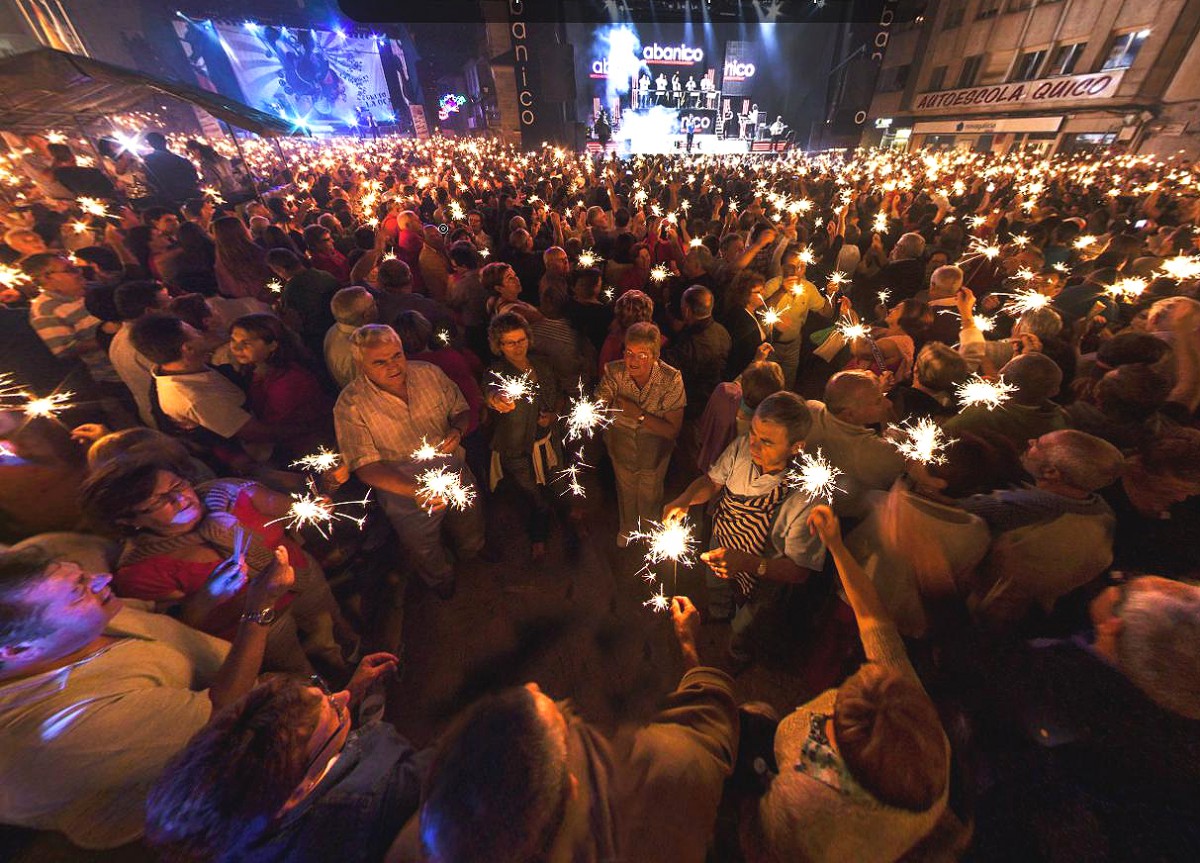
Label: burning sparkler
xmin=20 ymin=391 xmax=74 ymax=420
xmin=877 ymin=289 xmax=891 ymax=306
xmin=872 ymin=212 xmax=888 ymax=233
xmin=576 ymin=250 xmax=600 ymax=268
xmin=1158 ymin=255 xmax=1200 ymax=281
xmin=290 ymin=446 xmax=341 ymax=473
xmin=266 ymin=478 xmax=372 ymax=539
xmin=835 ymin=316 xmax=869 ymax=341
xmin=490 ymin=369 xmax=537 ymax=403
xmin=76 ymin=197 xmax=110 ymax=219
xmin=266 ymin=279 xmax=283 ymax=295
xmin=688 ymin=237 xmax=704 ymax=248
xmin=1001 ymin=288 xmax=1050 ymax=316
xmin=643 ymin=588 xmax=670 ymax=613
xmin=552 ymin=459 xmax=591 ymax=497
xmin=1105 ymin=277 xmax=1148 ymax=301
xmin=629 ymin=516 xmax=698 ymax=590
xmin=414 ymin=465 xmax=477 ymax=513
xmin=956 ymin=374 xmax=1018 ymax=410
xmin=562 ymin=386 xmax=616 ymax=441
xmin=0 ymin=263 xmax=30 ymax=290
xmin=827 ymin=271 xmax=849 ymax=289
xmin=786 ymin=449 xmax=844 ymax=504
xmin=888 ymin=417 xmax=957 ymax=465
xmin=650 ymin=264 xmax=671 ymax=283
xmin=798 ymin=248 xmax=816 ymax=265
xmin=410 ymin=437 xmax=443 ymax=462
xmin=436 ymin=329 xmax=452 ymax=345
xmin=973 ymin=314 xmax=996 ymax=332
xmin=757 ymin=303 xmax=787 ymax=328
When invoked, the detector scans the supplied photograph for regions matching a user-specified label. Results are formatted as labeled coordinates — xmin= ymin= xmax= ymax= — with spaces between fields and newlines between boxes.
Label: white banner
xmin=913 ymin=70 xmax=1125 ymax=114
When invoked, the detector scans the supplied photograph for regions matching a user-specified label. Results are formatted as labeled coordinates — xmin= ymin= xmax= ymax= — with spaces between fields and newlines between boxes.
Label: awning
xmin=0 ymin=48 xmax=301 ymax=137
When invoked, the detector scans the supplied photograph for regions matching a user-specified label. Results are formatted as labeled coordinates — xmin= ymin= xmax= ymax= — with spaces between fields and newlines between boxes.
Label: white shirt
xmin=154 ymin=366 xmax=252 ymax=440
xmin=108 ymin=322 xmax=156 ymax=427
xmin=0 ymin=606 xmax=228 ymax=848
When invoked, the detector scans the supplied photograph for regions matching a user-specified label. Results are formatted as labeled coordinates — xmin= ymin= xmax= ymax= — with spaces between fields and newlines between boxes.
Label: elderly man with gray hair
xmin=865 ymin=231 xmax=927 ymax=302
xmin=334 ymin=324 xmax=482 ymax=602
xmin=324 ymin=287 xmax=379 ymax=388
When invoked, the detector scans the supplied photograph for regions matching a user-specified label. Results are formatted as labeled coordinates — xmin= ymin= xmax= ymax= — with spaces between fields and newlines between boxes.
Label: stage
xmin=585 ymin=134 xmax=793 ymax=156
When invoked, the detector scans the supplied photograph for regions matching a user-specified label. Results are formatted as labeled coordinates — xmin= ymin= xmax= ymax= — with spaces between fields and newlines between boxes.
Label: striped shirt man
xmin=29 ymin=290 xmax=119 ymax=383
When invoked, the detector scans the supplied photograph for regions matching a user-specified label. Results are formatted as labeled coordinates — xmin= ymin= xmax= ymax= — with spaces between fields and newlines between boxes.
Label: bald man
xmin=944 ymin=352 xmax=1068 ymax=448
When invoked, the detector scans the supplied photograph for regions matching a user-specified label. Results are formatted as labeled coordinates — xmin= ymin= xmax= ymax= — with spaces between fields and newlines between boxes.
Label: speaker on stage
xmin=539 ymin=44 xmax=576 ymax=102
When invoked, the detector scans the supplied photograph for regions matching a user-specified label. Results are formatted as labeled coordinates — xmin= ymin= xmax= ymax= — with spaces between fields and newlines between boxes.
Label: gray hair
xmin=330 ymin=287 xmax=376 ymax=327
xmin=624 ymin=321 xmax=662 ymax=356
xmin=1017 ymin=306 xmax=1063 ymax=339
xmin=914 ymin=342 xmax=969 ymax=393
xmin=1117 ymin=577 xmax=1200 ymax=719
xmin=1038 ymin=429 xmax=1124 ymax=492
xmin=350 ymin=323 xmax=402 ymax=362
xmin=928 ymin=265 xmax=964 ymax=299
xmin=894 ymin=232 xmax=926 ymax=260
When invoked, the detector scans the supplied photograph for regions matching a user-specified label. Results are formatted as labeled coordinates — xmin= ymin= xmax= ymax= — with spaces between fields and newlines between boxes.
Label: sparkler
xmin=290 ymin=446 xmax=341 ymax=473
xmin=643 ymin=588 xmax=670 ymax=613
xmin=785 ymin=449 xmax=844 ymax=504
xmin=1105 ymin=277 xmax=1148 ymax=301
xmin=757 ymin=303 xmax=787 ymax=328
xmin=1010 ymin=234 xmax=1030 ymax=248
xmin=827 ymin=271 xmax=848 ymax=289
xmin=872 ymin=212 xmax=888 ymax=233
xmin=0 ymin=263 xmax=30 ymax=290
xmin=266 ymin=279 xmax=283 ymax=295
xmin=888 ymin=417 xmax=957 ymax=465
xmin=1001 ymin=289 xmax=1050 ymax=316
xmin=877 ymin=289 xmax=891 ymax=306
xmin=489 ymin=369 xmax=537 ymax=403
xmin=414 ymin=465 xmax=477 ymax=513
xmin=955 ymin=374 xmax=1018 ymax=410
xmin=1158 ymin=255 xmax=1200 ymax=281
xmin=436 ymin=329 xmax=452 ymax=345
xmin=629 ymin=516 xmax=698 ymax=594
xmin=266 ymin=478 xmax=372 ymax=539
xmin=649 ymin=264 xmax=670 ymax=282
xmin=602 ymin=287 xmax=615 ymax=303
xmin=448 ymin=201 xmax=465 ymax=221
xmin=576 ymin=250 xmax=600 ymax=268
xmin=76 ymin=197 xmax=110 ymax=219
xmin=200 ymin=186 xmax=226 ymax=204
xmin=966 ymin=215 xmax=988 ymax=230
xmin=798 ymin=248 xmax=816 ymax=265
xmin=835 ymin=316 xmax=869 ymax=341
xmin=21 ymin=391 xmax=74 ymax=420
xmin=688 ymin=237 xmax=704 ymax=248
xmin=973 ymin=314 xmax=996 ymax=332
xmin=562 ymin=384 xmax=615 ymax=441
xmin=552 ymin=459 xmax=591 ymax=497
xmin=478 ymin=247 xmax=491 ymax=259
xmin=1073 ymin=234 xmax=1098 ymax=250
xmin=410 ymin=437 xmax=442 ymax=462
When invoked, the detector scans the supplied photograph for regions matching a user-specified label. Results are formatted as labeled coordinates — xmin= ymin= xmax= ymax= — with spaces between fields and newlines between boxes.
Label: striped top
xmin=28 ymin=291 xmax=119 ymax=383
xmin=333 ymin=361 xmax=469 ymax=473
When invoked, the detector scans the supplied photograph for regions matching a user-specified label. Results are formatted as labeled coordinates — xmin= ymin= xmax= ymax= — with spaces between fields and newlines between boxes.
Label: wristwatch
xmin=636 ymin=411 xmax=646 ymax=426
xmin=756 ymin=558 xmax=768 ymax=578
xmin=240 ymin=606 xmax=277 ymax=626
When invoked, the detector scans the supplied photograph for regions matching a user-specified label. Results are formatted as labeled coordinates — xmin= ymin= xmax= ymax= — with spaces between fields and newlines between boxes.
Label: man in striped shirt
xmin=24 ymin=253 xmax=120 ymax=386
xmin=334 ymin=324 xmax=482 ymax=601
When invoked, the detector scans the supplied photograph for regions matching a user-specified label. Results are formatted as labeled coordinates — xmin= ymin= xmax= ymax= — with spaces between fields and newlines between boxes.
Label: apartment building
xmin=865 ymin=0 xmax=1200 ymax=158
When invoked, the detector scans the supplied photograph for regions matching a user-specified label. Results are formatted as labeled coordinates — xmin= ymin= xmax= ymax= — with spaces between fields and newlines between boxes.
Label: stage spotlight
xmin=334 ymin=27 xmax=347 ymax=39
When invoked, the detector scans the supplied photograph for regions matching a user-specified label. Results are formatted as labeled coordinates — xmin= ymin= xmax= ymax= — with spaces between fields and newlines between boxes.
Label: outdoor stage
xmin=585 ymin=134 xmax=793 ymax=156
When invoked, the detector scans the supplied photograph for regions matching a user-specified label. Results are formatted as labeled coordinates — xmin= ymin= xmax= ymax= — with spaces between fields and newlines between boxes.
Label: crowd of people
xmin=1 ymin=127 xmax=1199 ymax=861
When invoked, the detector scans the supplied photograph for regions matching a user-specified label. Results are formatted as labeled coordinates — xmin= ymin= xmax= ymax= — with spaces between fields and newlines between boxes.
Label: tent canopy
xmin=0 ymin=48 xmax=300 ymax=137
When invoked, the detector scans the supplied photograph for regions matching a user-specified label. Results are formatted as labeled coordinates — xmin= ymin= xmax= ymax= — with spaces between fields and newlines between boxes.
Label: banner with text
xmin=913 ymin=69 xmax=1126 ymax=115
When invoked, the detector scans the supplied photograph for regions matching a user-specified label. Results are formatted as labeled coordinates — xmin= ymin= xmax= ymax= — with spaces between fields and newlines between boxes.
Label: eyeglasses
xmin=500 ymin=336 xmax=528 ymax=348
xmin=623 ymin=349 xmax=653 ymax=362
xmin=132 ymin=479 xmax=191 ymax=516
xmin=303 ymin=675 xmax=349 ymax=778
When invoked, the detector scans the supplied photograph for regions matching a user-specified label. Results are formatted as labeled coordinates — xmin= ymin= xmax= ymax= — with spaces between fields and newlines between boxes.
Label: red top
xmin=247 ymin=364 xmax=332 ymax=427
xmin=310 ymin=249 xmax=350 ymax=285
xmin=114 ymin=489 xmax=299 ymax=640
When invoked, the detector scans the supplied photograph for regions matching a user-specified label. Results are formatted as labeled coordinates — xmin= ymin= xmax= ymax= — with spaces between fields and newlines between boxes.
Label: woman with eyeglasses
xmin=596 ymin=321 xmax=686 ymax=547
xmin=146 ymin=654 xmax=431 ymax=863
xmin=484 ymin=312 xmax=561 ymax=561
xmin=80 ymin=459 xmax=357 ymax=676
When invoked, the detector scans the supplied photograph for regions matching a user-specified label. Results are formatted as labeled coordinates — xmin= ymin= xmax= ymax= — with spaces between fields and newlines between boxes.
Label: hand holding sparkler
xmin=670 ymin=596 xmax=702 ymax=666
xmin=805 ymin=504 xmax=842 ymax=549
xmin=699 ymin=546 xmax=757 ymax=580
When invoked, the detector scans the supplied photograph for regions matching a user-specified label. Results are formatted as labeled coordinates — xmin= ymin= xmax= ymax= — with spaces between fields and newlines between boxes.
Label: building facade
xmin=865 ymin=0 xmax=1200 ymax=158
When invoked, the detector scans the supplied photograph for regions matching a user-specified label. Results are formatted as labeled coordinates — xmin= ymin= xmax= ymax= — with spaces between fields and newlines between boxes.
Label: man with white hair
xmin=334 ymin=324 xmax=482 ymax=601
xmin=325 ymin=287 xmax=379 ymax=389
xmin=961 ymin=429 xmax=1123 ymax=632
xmin=866 ymin=231 xmax=927 ymax=302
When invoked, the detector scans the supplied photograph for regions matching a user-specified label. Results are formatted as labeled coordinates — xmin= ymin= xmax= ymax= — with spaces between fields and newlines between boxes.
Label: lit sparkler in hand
xmin=757 ymin=302 xmax=787 ymax=328
xmin=76 ymin=197 xmax=111 ymax=219
xmin=973 ymin=314 xmax=996 ymax=332
xmin=1105 ymin=277 xmax=1148 ymax=301
xmin=266 ymin=478 xmax=372 ymax=539
xmin=562 ymin=384 xmax=615 ymax=441
xmin=552 ymin=459 xmax=591 ymax=497
xmin=1158 ymin=255 xmax=1200 ymax=281
xmin=835 ymin=316 xmax=869 ymax=341
xmin=576 ymin=250 xmax=600 ymax=268
xmin=955 ymin=374 xmax=1017 ymax=410
xmin=414 ymin=465 xmax=477 ymax=513
xmin=489 ymin=369 xmax=537 ymax=403
xmin=21 ymin=391 xmax=74 ymax=420
xmin=643 ymin=587 xmax=670 ymax=613
xmin=0 ymin=263 xmax=30 ymax=290
xmin=290 ymin=446 xmax=341 ymax=473
xmin=877 ymin=289 xmax=891 ymax=306
xmin=266 ymin=279 xmax=283 ymax=295
xmin=1073 ymin=234 xmax=1098 ymax=250
xmin=798 ymin=248 xmax=816 ymax=265
xmin=966 ymin=215 xmax=987 ymax=230
xmin=872 ymin=212 xmax=888 ymax=233
xmin=888 ymin=417 xmax=956 ymax=465
xmin=650 ymin=264 xmax=670 ymax=283
xmin=827 ymin=271 xmax=849 ymax=289
xmin=629 ymin=517 xmax=698 ymax=587
xmin=785 ymin=449 xmax=844 ymax=504
xmin=410 ymin=437 xmax=442 ymax=462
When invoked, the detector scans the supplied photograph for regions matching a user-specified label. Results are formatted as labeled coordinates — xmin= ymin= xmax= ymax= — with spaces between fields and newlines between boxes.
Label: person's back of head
xmin=145 ymin=676 xmax=323 ymax=862
xmin=114 ymin=280 xmax=165 ymax=322
xmin=448 ymin=241 xmax=480 ymax=272
xmin=393 ymin=310 xmax=433 ymax=354
xmin=330 ymin=286 xmax=376 ymax=328
xmin=540 ymin=285 xmax=569 ymax=319
xmin=1002 ymin=352 xmax=1063 ymax=405
xmin=835 ymin=663 xmax=948 ymax=810
xmin=1095 ymin=363 xmax=1170 ymax=422
xmin=739 ymin=361 xmax=785 ymax=409
xmin=913 ymin=341 xmax=969 ymax=395
xmin=824 ymin=370 xmax=880 ymax=416
xmin=144 ymin=132 xmax=167 ymax=151
xmin=1032 ymin=428 xmax=1124 ymax=493
xmin=1017 ymin=307 xmax=1063 ymax=340
xmin=894 ymin=232 xmax=926 ymax=261
xmin=1112 ymin=577 xmax=1200 ymax=719
xmin=266 ymin=247 xmax=304 ymax=274
xmin=928 ymin=265 xmax=964 ymax=300
xmin=570 ymin=267 xmax=602 ymax=299
xmin=46 ymin=142 xmax=74 ymax=166
xmin=421 ymin=687 xmax=571 ymax=863
xmin=681 ymin=285 xmax=714 ymax=320
xmin=1096 ymin=331 xmax=1171 ymax=369
xmin=377 ymin=259 xmax=414 ymax=293
xmin=130 ymin=313 xmax=188 ymax=365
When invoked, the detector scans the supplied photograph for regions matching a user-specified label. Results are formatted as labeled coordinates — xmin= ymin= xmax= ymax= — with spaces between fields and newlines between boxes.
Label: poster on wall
xmin=205 ymin=23 xmax=393 ymax=130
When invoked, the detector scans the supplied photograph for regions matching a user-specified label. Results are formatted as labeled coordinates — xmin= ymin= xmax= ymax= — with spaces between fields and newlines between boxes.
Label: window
xmin=1100 ymin=30 xmax=1149 ymax=71
xmin=877 ymin=64 xmax=911 ymax=93
xmin=958 ymin=55 xmax=984 ymax=88
xmin=1013 ymin=49 xmax=1046 ymax=81
xmin=1008 ymin=0 xmax=1035 ymax=11
xmin=943 ymin=6 xmax=964 ymax=29
xmin=928 ymin=65 xmax=948 ymax=91
xmin=1046 ymin=42 xmax=1086 ymax=76
xmin=977 ymin=0 xmax=1002 ymax=20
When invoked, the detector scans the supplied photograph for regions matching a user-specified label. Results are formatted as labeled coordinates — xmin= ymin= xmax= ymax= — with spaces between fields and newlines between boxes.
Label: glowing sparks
xmin=629 ymin=518 xmax=698 ymax=568
xmin=643 ymin=588 xmax=670 ymax=613
xmin=966 ymin=215 xmax=988 ymax=230
xmin=0 ymin=263 xmax=30 ymax=290
xmin=414 ymin=465 xmax=477 ymax=513
xmin=410 ymin=437 xmax=442 ymax=462
xmin=877 ymin=289 xmax=891 ymax=305
xmin=965 ymin=237 xmax=1002 ymax=260
xmin=266 ymin=279 xmax=283 ymax=295
xmin=1010 ymin=234 xmax=1030 ymax=248
xmin=688 ymin=237 xmax=704 ymax=248
xmin=955 ymin=374 xmax=1018 ymax=411
xmin=266 ymin=478 xmax=371 ymax=539
xmin=835 ymin=317 xmax=869 ymax=341
xmin=576 ymin=250 xmax=600 ymax=268
xmin=1073 ymin=234 xmax=1098 ymax=250
xmin=290 ymin=446 xmax=341 ymax=473
xmin=200 ymin=186 xmax=226 ymax=204
xmin=649 ymin=264 xmax=671 ymax=283
xmin=872 ymin=212 xmax=888 ymax=233
xmin=490 ymin=369 xmax=537 ymax=403
xmin=76 ymin=197 xmax=110 ymax=219
xmin=1158 ymin=255 xmax=1200 ymax=281
xmin=798 ymin=248 xmax=816 ymax=265
xmin=562 ymin=385 xmax=615 ymax=441
xmin=71 ymin=220 xmax=91 ymax=235
xmin=827 ymin=271 xmax=848 ymax=289
xmin=1106 ymin=277 xmax=1148 ymax=301
xmin=757 ymin=303 xmax=787 ymax=328
xmin=602 ymin=287 xmax=615 ymax=302
xmin=21 ymin=391 xmax=74 ymax=419
xmin=436 ymin=329 xmax=452 ymax=346
xmin=1015 ymin=267 xmax=1037 ymax=282
xmin=552 ymin=459 xmax=591 ymax=497
xmin=973 ymin=314 xmax=996 ymax=332
xmin=888 ymin=417 xmax=956 ymax=465
xmin=1002 ymin=289 xmax=1050 ymax=316
xmin=786 ymin=449 xmax=844 ymax=504
xmin=448 ymin=201 xmax=465 ymax=221
xmin=478 ymin=247 xmax=491 ymax=259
